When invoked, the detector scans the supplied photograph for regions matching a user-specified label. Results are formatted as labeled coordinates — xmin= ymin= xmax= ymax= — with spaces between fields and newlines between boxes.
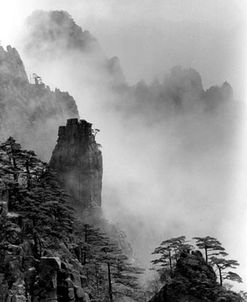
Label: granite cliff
xmin=50 ymin=118 xmax=102 ymax=211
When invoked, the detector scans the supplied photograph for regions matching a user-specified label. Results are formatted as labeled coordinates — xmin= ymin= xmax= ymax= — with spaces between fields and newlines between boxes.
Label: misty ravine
xmin=0 ymin=3 xmax=246 ymax=302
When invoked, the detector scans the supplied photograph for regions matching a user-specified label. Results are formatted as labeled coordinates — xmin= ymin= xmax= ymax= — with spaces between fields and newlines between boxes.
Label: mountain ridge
xmin=0 ymin=45 xmax=79 ymax=161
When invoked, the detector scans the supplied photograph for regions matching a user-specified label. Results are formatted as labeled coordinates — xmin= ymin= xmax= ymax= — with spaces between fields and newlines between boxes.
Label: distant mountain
xmin=25 ymin=10 xmax=99 ymax=55
xmin=0 ymin=45 xmax=79 ymax=160
xmin=23 ymin=10 xmax=233 ymax=120
xmin=24 ymin=10 xmax=126 ymax=88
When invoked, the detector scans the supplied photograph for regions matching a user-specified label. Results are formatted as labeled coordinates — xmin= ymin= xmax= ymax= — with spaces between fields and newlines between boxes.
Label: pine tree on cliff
xmin=83 ymin=224 xmax=125 ymax=301
xmin=17 ymin=149 xmax=45 ymax=189
xmin=73 ymin=222 xmax=115 ymax=300
xmin=210 ymin=257 xmax=242 ymax=286
xmin=73 ymin=222 xmax=144 ymax=301
xmin=0 ymin=137 xmax=21 ymax=183
xmin=193 ymin=236 xmax=226 ymax=264
xmin=0 ymin=137 xmax=45 ymax=190
xmin=0 ymin=138 xmax=74 ymax=257
xmin=151 ymin=236 xmax=192 ymax=280
xmin=192 ymin=236 xmax=243 ymax=287
xmin=19 ymin=168 xmax=74 ymax=255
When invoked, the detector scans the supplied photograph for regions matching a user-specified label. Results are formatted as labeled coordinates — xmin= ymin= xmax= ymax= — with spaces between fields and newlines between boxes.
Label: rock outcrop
xmin=50 ymin=118 xmax=102 ymax=211
xmin=149 ymin=251 xmax=242 ymax=302
xmin=0 ymin=167 xmax=90 ymax=302
xmin=0 ymin=45 xmax=79 ymax=161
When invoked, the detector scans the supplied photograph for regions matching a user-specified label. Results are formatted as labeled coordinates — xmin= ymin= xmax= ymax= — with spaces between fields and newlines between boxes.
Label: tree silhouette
xmin=0 ymin=138 xmax=74 ymax=257
xmin=152 ymin=235 xmax=243 ymax=289
xmin=73 ymin=222 xmax=144 ymax=301
xmin=210 ymin=257 xmax=242 ymax=286
xmin=151 ymin=236 xmax=192 ymax=280
xmin=193 ymin=236 xmax=227 ymax=263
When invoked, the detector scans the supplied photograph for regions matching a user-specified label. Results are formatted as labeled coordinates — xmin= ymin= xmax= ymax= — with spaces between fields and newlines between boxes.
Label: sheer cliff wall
xmin=50 ymin=118 xmax=102 ymax=210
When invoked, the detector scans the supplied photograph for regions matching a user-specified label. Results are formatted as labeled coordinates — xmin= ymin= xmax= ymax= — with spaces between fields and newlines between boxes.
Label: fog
xmin=0 ymin=0 xmax=246 ymax=97
xmin=0 ymin=0 xmax=246 ymax=290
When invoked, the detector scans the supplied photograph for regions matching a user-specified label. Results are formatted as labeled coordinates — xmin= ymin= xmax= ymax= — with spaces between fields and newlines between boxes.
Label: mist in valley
xmin=0 ymin=0 xmax=246 ymax=290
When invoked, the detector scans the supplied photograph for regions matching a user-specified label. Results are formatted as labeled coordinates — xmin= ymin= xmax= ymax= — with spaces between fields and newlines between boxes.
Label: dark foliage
xmin=0 ymin=137 xmax=143 ymax=301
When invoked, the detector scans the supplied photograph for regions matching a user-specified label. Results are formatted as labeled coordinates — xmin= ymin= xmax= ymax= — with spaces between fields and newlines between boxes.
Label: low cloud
xmin=4 ymin=8 xmax=245 ymax=288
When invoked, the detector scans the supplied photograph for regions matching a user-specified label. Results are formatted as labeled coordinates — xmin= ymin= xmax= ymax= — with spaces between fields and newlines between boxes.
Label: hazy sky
xmin=0 ymin=0 xmax=246 ymax=97
xmin=0 ymin=0 xmax=247 ymax=291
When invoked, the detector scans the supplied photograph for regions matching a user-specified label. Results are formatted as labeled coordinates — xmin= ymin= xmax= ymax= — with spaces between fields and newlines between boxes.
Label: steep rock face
xmin=50 ymin=118 xmax=102 ymax=210
xmin=0 ymin=45 xmax=79 ymax=160
xmin=149 ymin=251 xmax=242 ymax=302
xmin=0 ymin=45 xmax=28 ymax=83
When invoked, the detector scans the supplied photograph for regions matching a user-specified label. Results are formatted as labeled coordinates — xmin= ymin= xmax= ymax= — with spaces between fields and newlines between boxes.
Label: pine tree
xmin=151 ymin=236 xmax=191 ymax=280
xmin=0 ymin=137 xmax=21 ymax=183
xmin=210 ymin=257 xmax=242 ymax=286
xmin=0 ymin=138 xmax=74 ymax=257
xmin=152 ymin=234 xmax=243 ymax=290
xmin=193 ymin=236 xmax=227 ymax=264
xmin=73 ymin=222 xmax=144 ymax=302
xmin=0 ymin=138 xmax=144 ymax=301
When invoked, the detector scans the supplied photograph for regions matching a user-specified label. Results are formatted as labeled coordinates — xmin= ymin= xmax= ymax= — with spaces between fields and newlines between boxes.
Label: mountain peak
xmin=0 ymin=45 xmax=28 ymax=83
xmin=24 ymin=10 xmax=99 ymax=56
